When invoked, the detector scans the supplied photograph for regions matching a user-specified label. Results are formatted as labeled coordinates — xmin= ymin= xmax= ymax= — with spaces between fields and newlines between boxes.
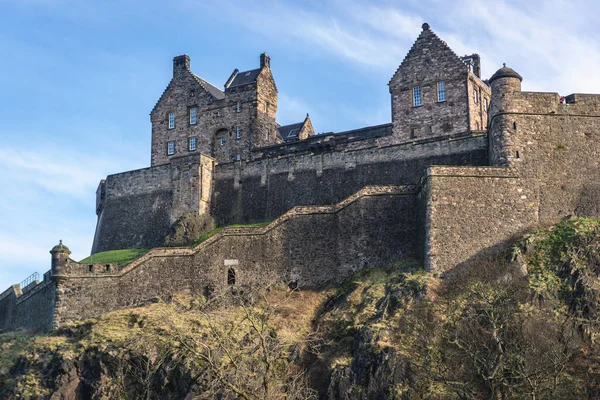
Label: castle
xmin=2 ymin=23 xmax=600 ymax=332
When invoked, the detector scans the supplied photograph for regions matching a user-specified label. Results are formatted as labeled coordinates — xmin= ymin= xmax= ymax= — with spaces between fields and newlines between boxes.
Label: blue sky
xmin=0 ymin=0 xmax=599 ymax=290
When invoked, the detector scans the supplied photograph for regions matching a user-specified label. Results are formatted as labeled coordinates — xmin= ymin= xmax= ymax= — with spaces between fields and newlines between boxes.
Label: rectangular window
xmin=265 ymin=102 xmax=269 ymax=113
xmin=236 ymin=127 xmax=241 ymax=139
xmin=236 ymin=101 xmax=241 ymax=112
xmin=413 ymin=86 xmax=421 ymax=107
xmin=168 ymin=112 xmax=175 ymax=129
xmin=410 ymin=128 xmax=416 ymax=138
xmin=167 ymin=141 xmax=175 ymax=155
xmin=437 ymin=81 xmax=446 ymax=102
xmin=220 ymin=137 xmax=226 ymax=146
xmin=190 ymin=108 xmax=197 ymax=125
xmin=236 ymin=154 xmax=241 ymax=161
xmin=474 ymin=89 xmax=478 ymax=103
xmin=188 ymin=137 xmax=196 ymax=151
xmin=483 ymin=98 xmax=488 ymax=110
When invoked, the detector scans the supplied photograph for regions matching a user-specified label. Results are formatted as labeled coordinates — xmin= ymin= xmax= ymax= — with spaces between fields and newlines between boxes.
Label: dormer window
xmin=168 ymin=112 xmax=175 ymax=129
xmin=188 ymin=137 xmax=196 ymax=151
xmin=413 ymin=86 xmax=422 ymax=107
xmin=437 ymin=81 xmax=446 ymax=102
xmin=190 ymin=107 xmax=197 ymax=125
xmin=236 ymin=101 xmax=241 ymax=113
xmin=167 ymin=141 xmax=175 ymax=155
xmin=236 ymin=127 xmax=241 ymax=139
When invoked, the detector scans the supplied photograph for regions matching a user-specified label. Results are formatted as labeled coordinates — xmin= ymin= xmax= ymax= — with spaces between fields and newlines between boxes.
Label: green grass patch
xmin=79 ymin=249 xmax=149 ymax=266
xmin=192 ymin=221 xmax=271 ymax=246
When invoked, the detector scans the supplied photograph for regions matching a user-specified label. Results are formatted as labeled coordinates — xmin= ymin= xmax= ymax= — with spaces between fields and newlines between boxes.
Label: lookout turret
xmin=50 ymin=240 xmax=71 ymax=277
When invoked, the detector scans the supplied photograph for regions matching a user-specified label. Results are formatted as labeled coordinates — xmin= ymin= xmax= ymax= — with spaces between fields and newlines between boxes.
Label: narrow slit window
xmin=236 ymin=127 xmax=241 ymax=139
xmin=437 ymin=81 xmax=446 ymax=102
xmin=168 ymin=112 xmax=175 ymax=129
xmin=516 ymin=151 xmax=520 ymax=159
xmin=190 ymin=107 xmax=197 ymax=125
xmin=188 ymin=137 xmax=197 ymax=151
xmin=413 ymin=86 xmax=422 ymax=107
xmin=473 ymin=89 xmax=478 ymax=104
xmin=236 ymin=101 xmax=241 ymax=112
xmin=410 ymin=128 xmax=416 ymax=138
xmin=167 ymin=141 xmax=175 ymax=155
xmin=227 ymin=268 xmax=236 ymax=285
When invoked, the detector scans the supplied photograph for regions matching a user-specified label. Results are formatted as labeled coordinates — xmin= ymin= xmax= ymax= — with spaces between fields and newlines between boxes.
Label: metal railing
xmin=20 ymin=272 xmax=40 ymax=291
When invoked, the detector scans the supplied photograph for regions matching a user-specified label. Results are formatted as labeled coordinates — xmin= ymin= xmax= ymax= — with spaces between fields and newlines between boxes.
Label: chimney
xmin=260 ymin=53 xmax=270 ymax=69
xmin=471 ymin=54 xmax=481 ymax=78
xmin=173 ymin=54 xmax=191 ymax=77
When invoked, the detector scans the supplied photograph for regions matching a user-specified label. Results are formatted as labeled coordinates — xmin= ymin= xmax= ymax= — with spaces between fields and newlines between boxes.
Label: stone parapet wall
xmin=53 ymin=185 xmax=418 ymax=327
xmin=0 ymin=275 xmax=56 ymax=332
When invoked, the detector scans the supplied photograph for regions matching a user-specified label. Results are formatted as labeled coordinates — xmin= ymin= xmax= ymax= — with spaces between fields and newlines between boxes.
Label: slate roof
xmin=277 ymin=122 xmax=304 ymax=141
xmin=193 ymin=74 xmax=225 ymax=100
xmin=228 ymin=69 xmax=261 ymax=88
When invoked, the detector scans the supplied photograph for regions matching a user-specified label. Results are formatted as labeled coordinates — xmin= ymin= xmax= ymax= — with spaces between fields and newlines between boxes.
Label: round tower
xmin=488 ymin=64 xmax=523 ymax=166
xmin=489 ymin=63 xmax=522 ymax=119
xmin=50 ymin=240 xmax=71 ymax=276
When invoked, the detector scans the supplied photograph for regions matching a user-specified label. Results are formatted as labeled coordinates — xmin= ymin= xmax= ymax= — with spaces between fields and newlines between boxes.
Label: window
xmin=168 ymin=112 xmax=175 ymax=129
xmin=236 ymin=101 xmax=241 ymax=112
xmin=413 ymin=86 xmax=421 ymax=107
xmin=410 ymin=128 xmax=416 ymax=138
xmin=167 ymin=141 xmax=175 ymax=155
xmin=219 ymin=137 xmax=226 ymax=146
xmin=437 ymin=81 xmax=446 ymax=102
xmin=236 ymin=154 xmax=241 ymax=161
xmin=190 ymin=107 xmax=197 ymax=125
xmin=236 ymin=127 xmax=241 ymax=139
xmin=265 ymin=129 xmax=269 ymax=141
xmin=188 ymin=137 xmax=196 ymax=151
xmin=265 ymin=102 xmax=270 ymax=113
xmin=483 ymin=98 xmax=488 ymax=110
xmin=227 ymin=268 xmax=236 ymax=285
xmin=474 ymin=89 xmax=478 ymax=104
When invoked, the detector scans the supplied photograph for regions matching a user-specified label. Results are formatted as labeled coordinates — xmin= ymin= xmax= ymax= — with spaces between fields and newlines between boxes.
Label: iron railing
xmin=20 ymin=272 xmax=40 ymax=291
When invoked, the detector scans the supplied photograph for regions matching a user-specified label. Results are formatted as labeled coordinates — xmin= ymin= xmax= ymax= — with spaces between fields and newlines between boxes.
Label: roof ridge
xmin=192 ymin=73 xmax=225 ymax=100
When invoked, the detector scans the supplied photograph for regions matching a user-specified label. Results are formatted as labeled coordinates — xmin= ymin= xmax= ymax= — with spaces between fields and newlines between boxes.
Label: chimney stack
xmin=260 ymin=53 xmax=270 ymax=69
xmin=173 ymin=54 xmax=191 ymax=77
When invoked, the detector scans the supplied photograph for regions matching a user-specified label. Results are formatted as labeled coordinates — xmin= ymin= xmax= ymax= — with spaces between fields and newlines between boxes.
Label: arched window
xmin=227 ymin=268 xmax=236 ymax=285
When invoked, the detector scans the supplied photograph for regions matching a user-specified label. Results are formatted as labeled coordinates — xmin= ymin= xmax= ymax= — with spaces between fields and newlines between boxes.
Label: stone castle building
xmin=3 ymin=23 xmax=600 ymax=332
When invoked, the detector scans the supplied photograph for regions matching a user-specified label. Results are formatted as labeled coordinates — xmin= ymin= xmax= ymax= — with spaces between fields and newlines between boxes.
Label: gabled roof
xmin=227 ymin=68 xmax=261 ymax=88
xmin=389 ymin=22 xmax=470 ymax=85
xmin=277 ymin=122 xmax=304 ymax=141
xmin=192 ymin=74 xmax=225 ymax=100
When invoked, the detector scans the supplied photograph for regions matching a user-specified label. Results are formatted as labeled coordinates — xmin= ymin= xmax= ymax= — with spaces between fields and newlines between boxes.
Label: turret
xmin=50 ymin=240 xmax=71 ymax=277
xmin=488 ymin=64 xmax=523 ymax=166
xmin=489 ymin=63 xmax=522 ymax=119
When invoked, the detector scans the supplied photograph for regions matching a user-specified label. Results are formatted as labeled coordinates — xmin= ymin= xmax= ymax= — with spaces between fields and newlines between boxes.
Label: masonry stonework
xmin=4 ymin=23 xmax=600 ymax=332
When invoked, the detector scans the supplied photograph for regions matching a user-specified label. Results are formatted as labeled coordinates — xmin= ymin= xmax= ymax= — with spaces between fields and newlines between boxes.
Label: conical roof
xmin=50 ymin=240 xmax=71 ymax=254
xmin=489 ymin=63 xmax=522 ymax=83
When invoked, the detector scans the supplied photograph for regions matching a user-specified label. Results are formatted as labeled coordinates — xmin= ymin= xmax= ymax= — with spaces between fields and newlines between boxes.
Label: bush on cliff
xmin=164 ymin=212 xmax=216 ymax=247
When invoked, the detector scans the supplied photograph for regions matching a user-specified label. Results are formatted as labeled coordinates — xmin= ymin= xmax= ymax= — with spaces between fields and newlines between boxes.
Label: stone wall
xmin=0 ymin=273 xmax=56 ymax=332
xmin=423 ymin=166 xmax=539 ymax=273
xmin=212 ymin=132 xmax=487 ymax=225
xmin=92 ymin=153 xmax=214 ymax=253
xmin=55 ymin=185 xmax=418 ymax=326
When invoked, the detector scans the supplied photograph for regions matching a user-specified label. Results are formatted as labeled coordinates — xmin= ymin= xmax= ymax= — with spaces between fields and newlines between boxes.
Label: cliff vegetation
xmin=3 ymin=218 xmax=600 ymax=399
